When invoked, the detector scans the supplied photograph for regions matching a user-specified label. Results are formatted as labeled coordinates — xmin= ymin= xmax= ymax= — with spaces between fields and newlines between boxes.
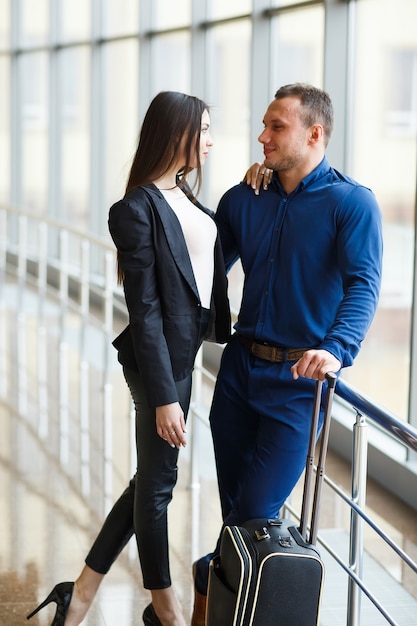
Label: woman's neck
xmin=152 ymin=172 xmax=179 ymax=191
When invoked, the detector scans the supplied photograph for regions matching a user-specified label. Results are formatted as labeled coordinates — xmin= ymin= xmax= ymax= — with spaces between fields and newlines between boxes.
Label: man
xmin=191 ymin=83 xmax=383 ymax=625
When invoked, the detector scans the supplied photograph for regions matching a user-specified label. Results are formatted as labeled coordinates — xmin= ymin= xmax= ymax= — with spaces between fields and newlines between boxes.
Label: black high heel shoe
xmin=143 ymin=603 xmax=163 ymax=626
xmin=26 ymin=581 xmax=74 ymax=626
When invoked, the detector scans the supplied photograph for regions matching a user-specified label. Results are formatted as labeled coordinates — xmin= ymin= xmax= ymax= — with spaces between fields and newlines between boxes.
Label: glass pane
xmin=151 ymin=32 xmax=191 ymax=94
xmin=20 ymin=52 xmax=48 ymax=214
xmin=61 ymin=0 xmax=91 ymax=41
xmin=0 ymin=0 xmax=10 ymax=49
xmin=205 ymin=20 xmax=251 ymax=315
xmin=271 ymin=0 xmax=316 ymax=6
xmin=102 ymin=0 xmax=139 ymax=37
xmin=103 ymin=40 xmax=139 ymax=211
xmin=208 ymin=0 xmax=251 ymax=20
xmin=59 ymin=47 xmax=90 ymax=231
xmin=153 ymin=0 xmax=190 ymax=29
xmin=345 ymin=0 xmax=417 ymax=421
xmin=20 ymin=0 xmax=48 ymax=47
xmin=0 ymin=56 xmax=10 ymax=202
xmin=206 ymin=20 xmax=251 ymax=206
xmin=270 ymin=5 xmax=324 ymax=89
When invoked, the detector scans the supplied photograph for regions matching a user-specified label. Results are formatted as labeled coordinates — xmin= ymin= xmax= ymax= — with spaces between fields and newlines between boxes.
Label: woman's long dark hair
xmin=116 ymin=91 xmax=209 ymax=283
xmin=126 ymin=90 xmax=208 ymax=194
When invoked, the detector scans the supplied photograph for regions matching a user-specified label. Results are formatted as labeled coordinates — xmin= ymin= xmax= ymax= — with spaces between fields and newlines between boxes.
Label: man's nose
xmin=258 ymin=129 xmax=268 ymax=143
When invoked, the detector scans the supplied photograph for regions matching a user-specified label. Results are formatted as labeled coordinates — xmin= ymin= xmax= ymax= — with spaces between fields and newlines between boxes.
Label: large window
xmin=270 ymin=5 xmax=324 ymax=89
xmin=60 ymin=0 xmax=91 ymax=41
xmin=103 ymin=40 xmax=139 ymax=214
xmin=208 ymin=0 xmax=251 ymax=19
xmin=344 ymin=0 xmax=417 ymax=422
xmin=153 ymin=0 xmax=191 ymax=29
xmin=0 ymin=0 xmax=10 ymax=49
xmin=1 ymin=0 xmax=417 ymax=428
xmin=102 ymin=0 xmax=139 ymax=38
xmin=151 ymin=32 xmax=191 ymax=95
xmin=20 ymin=0 xmax=48 ymax=46
xmin=0 ymin=56 xmax=9 ymax=202
xmin=206 ymin=19 xmax=252 ymax=209
xmin=59 ymin=47 xmax=90 ymax=229
xmin=20 ymin=52 xmax=49 ymax=214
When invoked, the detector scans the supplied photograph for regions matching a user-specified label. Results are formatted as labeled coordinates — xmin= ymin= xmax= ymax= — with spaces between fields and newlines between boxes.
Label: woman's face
xmin=198 ymin=109 xmax=213 ymax=165
xmin=186 ymin=109 xmax=213 ymax=169
xmin=176 ymin=109 xmax=213 ymax=172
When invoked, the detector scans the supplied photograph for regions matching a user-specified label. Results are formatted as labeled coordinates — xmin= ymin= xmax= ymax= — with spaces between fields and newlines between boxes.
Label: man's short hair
xmin=274 ymin=83 xmax=334 ymax=146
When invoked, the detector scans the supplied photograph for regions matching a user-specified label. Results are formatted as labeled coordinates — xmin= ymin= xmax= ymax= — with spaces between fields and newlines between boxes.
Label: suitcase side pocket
xmin=207 ymin=556 xmax=238 ymax=626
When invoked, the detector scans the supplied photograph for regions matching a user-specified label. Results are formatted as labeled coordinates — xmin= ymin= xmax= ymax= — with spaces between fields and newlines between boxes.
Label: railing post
xmin=37 ymin=222 xmax=48 ymax=438
xmin=347 ymin=410 xmax=368 ymax=626
xmin=103 ymin=250 xmax=114 ymax=515
xmin=38 ymin=222 xmax=48 ymax=322
xmin=59 ymin=230 xmax=69 ymax=464
xmin=190 ymin=347 xmax=203 ymax=562
xmin=17 ymin=215 xmax=27 ymax=310
xmin=0 ymin=209 xmax=6 ymax=299
xmin=80 ymin=239 xmax=91 ymax=496
xmin=0 ymin=209 xmax=7 ymax=400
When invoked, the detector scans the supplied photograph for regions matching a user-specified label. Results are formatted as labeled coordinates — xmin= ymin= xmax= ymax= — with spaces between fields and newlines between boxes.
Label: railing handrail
xmin=336 ymin=377 xmax=417 ymax=453
xmin=0 ymin=202 xmax=113 ymax=252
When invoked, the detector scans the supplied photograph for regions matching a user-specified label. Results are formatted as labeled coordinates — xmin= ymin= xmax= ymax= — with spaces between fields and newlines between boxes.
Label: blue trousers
xmin=195 ymin=335 xmax=324 ymax=593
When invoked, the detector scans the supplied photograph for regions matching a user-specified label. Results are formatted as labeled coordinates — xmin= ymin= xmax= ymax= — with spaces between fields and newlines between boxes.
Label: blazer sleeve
xmin=108 ymin=192 xmax=179 ymax=407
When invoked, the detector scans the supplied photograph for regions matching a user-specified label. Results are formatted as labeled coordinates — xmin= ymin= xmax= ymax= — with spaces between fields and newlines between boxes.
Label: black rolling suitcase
xmin=206 ymin=372 xmax=337 ymax=626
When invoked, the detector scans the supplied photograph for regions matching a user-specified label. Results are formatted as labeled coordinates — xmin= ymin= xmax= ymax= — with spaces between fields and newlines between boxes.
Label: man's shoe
xmin=191 ymin=562 xmax=207 ymax=626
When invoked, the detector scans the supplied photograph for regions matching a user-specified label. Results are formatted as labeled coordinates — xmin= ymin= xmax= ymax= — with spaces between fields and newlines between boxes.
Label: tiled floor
xmin=1 ymin=281 xmax=417 ymax=626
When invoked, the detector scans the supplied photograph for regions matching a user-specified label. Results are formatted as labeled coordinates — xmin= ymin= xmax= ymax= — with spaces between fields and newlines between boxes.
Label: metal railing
xmin=0 ymin=204 xmax=128 ymax=517
xmin=333 ymin=380 xmax=417 ymax=625
xmin=1 ymin=204 xmax=417 ymax=625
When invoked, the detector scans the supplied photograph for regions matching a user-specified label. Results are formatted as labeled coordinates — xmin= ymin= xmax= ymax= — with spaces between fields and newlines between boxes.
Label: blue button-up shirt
xmin=215 ymin=157 xmax=383 ymax=368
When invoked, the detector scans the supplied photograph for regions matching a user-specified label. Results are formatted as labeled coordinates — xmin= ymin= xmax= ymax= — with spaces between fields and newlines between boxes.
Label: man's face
xmin=258 ymin=96 xmax=311 ymax=172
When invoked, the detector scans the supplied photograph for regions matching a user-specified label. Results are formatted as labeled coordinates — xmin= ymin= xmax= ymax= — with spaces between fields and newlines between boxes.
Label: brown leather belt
xmin=237 ymin=334 xmax=309 ymax=363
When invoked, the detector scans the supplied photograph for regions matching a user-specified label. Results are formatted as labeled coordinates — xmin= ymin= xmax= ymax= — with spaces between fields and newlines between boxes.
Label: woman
xmin=27 ymin=91 xmax=230 ymax=626
xmin=26 ymin=91 xmax=268 ymax=626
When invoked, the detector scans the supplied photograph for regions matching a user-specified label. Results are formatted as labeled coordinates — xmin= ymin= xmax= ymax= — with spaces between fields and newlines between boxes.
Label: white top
xmin=160 ymin=189 xmax=216 ymax=309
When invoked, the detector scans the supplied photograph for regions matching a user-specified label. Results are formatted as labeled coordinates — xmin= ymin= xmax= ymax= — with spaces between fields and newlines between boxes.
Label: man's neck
xmin=277 ymin=154 xmax=324 ymax=194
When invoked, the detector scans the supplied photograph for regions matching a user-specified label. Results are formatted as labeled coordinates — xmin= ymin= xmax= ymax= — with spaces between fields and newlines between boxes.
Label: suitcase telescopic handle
xmin=299 ymin=372 xmax=337 ymax=544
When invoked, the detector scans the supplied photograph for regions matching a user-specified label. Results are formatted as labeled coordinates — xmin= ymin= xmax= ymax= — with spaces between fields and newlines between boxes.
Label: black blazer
xmin=108 ymin=184 xmax=231 ymax=408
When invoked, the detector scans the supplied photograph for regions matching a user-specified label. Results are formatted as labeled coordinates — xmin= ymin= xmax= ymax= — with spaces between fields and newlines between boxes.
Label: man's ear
xmin=309 ymin=124 xmax=323 ymax=144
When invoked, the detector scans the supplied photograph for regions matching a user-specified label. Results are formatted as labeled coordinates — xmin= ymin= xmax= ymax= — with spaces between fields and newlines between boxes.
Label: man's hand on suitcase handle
xmin=291 ymin=349 xmax=341 ymax=381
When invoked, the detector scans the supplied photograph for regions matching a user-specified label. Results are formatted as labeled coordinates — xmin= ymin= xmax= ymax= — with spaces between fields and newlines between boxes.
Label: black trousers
xmin=85 ymin=368 xmax=192 ymax=589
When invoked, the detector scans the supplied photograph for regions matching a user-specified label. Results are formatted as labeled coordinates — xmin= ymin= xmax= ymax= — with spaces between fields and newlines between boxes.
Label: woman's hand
xmin=242 ymin=162 xmax=273 ymax=195
xmin=156 ymin=402 xmax=187 ymax=448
